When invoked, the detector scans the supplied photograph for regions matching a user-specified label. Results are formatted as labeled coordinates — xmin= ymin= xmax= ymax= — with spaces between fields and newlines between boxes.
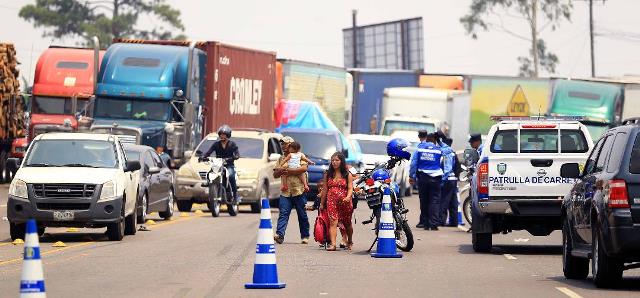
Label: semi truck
xmin=0 ymin=43 xmax=27 ymax=182
xmin=380 ymin=87 xmax=471 ymax=151
xmin=90 ymin=39 xmax=276 ymax=168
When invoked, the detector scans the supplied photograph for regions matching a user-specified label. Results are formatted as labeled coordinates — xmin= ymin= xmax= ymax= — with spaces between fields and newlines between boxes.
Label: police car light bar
xmin=490 ymin=115 xmax=585 ymax=122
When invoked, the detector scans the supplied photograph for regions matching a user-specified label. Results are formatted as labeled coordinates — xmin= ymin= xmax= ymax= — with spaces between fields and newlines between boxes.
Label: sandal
xmin=339 ymin=242 xmax=347 ymax=249
xmin=346 ymin=241 xmax=354 ymax=251
xmin=326 ymin=245 xmax=337 ymax=251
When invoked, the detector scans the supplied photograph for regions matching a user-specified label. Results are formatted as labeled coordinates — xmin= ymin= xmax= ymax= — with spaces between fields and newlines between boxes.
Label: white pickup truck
xmin=7 ymin=133 xmax=141 ymax=241
xmin=470 ymin=117 xmax=594 ymax=252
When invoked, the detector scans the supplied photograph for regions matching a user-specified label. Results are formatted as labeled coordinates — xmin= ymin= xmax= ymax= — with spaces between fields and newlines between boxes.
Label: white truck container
xmin=380 ymin=87 xmax=470 ymax=151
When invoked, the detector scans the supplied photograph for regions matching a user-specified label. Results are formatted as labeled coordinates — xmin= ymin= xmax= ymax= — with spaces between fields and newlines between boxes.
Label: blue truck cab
xmin=91 ymin=42 xmax=206 ymax=167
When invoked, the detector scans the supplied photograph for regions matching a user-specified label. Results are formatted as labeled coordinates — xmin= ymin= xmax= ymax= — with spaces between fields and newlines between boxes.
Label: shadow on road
xmin=457 ymin=244 xmax=562 ymax=255
xmin=548 ymin=275 xmax=640 ymax=292
xmin=40 ymin=232 xmax=107 ymax=243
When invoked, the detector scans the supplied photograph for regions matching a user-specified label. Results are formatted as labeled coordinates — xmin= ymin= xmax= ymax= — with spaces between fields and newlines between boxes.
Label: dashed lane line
xmin=555 ymin=287 xmax=583 ymax=298
xmin=503 ymin=254 xmax=517 ymax=260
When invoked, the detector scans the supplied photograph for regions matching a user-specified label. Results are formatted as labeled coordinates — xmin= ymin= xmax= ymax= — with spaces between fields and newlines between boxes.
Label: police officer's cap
xmin=468 ymin=133 xmax=481 ymax=143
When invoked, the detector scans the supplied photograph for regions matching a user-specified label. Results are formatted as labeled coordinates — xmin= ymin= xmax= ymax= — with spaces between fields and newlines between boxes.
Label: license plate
xmin=53 ymin=210 xmax=74 ymax=221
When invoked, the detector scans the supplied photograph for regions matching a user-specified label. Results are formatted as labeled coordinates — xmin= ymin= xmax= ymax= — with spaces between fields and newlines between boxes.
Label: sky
xmin=1 ymin=0 xmax=639 ymax=86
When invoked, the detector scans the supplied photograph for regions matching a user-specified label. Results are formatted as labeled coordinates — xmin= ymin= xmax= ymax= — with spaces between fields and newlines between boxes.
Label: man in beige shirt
xmin=273 ymin=136 xmax=310 ymax=244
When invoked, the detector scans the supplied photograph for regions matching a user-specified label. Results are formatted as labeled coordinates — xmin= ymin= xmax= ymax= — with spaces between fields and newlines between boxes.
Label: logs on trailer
xmin=0 ymin=43 xmax=25 ymax=140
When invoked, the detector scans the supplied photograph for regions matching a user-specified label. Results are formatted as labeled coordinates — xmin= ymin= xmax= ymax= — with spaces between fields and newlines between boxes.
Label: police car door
xmin=487 ymin=122 xmax=590 ymax=198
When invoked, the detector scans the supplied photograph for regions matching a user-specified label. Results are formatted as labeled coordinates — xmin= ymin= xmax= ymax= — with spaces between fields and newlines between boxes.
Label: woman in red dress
xmin=320 ymin=152 xmax=354 ymax=251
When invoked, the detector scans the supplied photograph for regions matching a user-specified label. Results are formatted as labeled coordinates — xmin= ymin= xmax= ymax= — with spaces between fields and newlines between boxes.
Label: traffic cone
xmin=457 ymin=193 xmax=465 ymax=226
xmin=20 ymin=219 xmax=46 ymax=297
xmin=371 ymin=187 xmax=402 ymax=258
xmin=245 ymin=198 xmax=285 ymax=289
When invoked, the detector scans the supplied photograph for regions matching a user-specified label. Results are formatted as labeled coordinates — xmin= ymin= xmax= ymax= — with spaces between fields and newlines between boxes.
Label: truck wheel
xmin=159 ymin=189 xmax=175 ymax=220
xmin=562 ymin=219 xmax=588 ymax=279
xmin=124 ymin=207 xmax=137 ymax=236
xmin=176 ymin=200 xmax=193 ymax=212
xmin=472 ymin=232 xmax=492 ymax=253
xmin=592 ymin=225 xmax=623 ymax=288
xmin=38 ymin=226 xmax=45 ymax=237
xmin=252 ymin=184 xmax=268 ymax=213
xmin=107 ymin=207 xmax=125 ymax=241
xmin=9 ymin=222 xmax=25 ymax=240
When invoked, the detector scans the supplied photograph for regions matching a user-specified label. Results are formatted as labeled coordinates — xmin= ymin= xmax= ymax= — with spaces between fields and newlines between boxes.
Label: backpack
xmin=314 ymin=209 xmax=330 ymax=245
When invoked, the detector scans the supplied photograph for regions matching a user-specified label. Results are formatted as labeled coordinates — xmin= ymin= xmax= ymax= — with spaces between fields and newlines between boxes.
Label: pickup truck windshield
xmin=25 ymin=140 xmax=118 ymax=168
xmin=358 ymin=140 xmax=388 ymax=155
xmin=382 ymin=120 xmax=435 ymax=136
xmin=281 ymin=132 xmax=338 ymax=160
xmin=491 ymin=129 xmax=588 ymax=153
xmin=94 ymin=97 xmax=171 ymax=121
xmin=32 ymin=96 xmax=84 ymax=115
xmin=196 ymin=137 xmax=264 ymax=159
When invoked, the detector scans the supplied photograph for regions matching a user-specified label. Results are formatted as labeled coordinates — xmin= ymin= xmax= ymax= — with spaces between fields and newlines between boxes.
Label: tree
xmin=19 ymin=0 xmax=186 ymax=46
xmin=460 ymin=0 xmax=572 ymax=77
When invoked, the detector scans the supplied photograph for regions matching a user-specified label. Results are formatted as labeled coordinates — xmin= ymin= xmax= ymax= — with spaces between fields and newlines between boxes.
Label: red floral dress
xmin=327 ymin=177 xmax=352 ymax=223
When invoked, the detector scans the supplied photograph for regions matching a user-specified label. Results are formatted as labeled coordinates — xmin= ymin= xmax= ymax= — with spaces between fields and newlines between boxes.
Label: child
xmin=281 ymin=141 xmax=314 ymax=192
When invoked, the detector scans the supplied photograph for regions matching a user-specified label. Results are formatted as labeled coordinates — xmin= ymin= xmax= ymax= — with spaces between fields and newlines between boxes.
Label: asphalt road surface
xmin=1 ymin=186 xmax=639 ymax=297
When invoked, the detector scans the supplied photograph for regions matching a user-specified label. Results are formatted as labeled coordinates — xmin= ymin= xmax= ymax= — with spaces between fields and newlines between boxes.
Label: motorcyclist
xmin=200 ymin=125 xmax=240 ymax=201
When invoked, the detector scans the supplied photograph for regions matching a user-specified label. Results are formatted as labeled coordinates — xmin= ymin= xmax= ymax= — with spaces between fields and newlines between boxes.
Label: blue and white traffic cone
xmin=20 ymin=219 xmax=46 ymax=297
xmin=457 ymin=193 xmax=465 ymax=226
xmin=245 ymin=198 xmax=285 ymax=289
xmin=371 ymin=187 xmax=402 ymax=258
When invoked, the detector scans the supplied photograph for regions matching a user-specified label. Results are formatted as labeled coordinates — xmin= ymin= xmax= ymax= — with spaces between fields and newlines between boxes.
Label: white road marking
xmin=514 ymin=238 xmax=530 ymax=242
xmin=503 ymin=254 xmax=517 ymax=260
xmin=556 ymin=287 xmax=583 ymax=298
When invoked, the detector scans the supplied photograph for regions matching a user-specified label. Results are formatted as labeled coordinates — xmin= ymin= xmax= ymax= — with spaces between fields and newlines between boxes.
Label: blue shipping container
xmin=350 ymin=69 xmax=419 ymax=134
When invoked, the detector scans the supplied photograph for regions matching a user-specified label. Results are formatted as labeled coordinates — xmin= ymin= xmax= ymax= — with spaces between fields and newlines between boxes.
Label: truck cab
xmin=30 ymin=46 xmax=103 ymax=140
xmin=91 ymin=42 xmax=206 ymax=168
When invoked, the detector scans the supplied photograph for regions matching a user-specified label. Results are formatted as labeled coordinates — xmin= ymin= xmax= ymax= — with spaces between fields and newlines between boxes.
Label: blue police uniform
xmin=410 ymin=141 xmax=444 ymax=229
xmin=440 ymin=143 xmax=459 ymax=226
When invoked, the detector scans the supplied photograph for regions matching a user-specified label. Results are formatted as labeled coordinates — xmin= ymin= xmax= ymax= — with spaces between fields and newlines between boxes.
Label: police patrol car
xmin=471 ymin=116 xmax=594 ymax=252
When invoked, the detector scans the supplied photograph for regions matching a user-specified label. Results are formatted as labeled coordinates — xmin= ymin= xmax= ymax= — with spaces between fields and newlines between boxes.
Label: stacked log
xmin=0 ymin=43 xmax=25 ymax=140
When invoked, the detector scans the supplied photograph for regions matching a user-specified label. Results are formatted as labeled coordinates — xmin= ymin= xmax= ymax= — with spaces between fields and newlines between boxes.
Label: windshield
xmin=585 ymin=123 xmax=610 ymax=141
xmin=195 ymin=137 xmax=264 ymax=159
xmin=94 ymin=97 xmax=171 ymax=121
xmin=357 ymin=140 xmax=388 ymax=155
xmin=32 ymin=96 xmax=85 ymax=115
xmin=25 ymin=140 xmax=118 ymax=168
xmin=382 ymin=120 xmax=435 ymax=136
xmin=282 ymin=131 xmax=338 ymax=160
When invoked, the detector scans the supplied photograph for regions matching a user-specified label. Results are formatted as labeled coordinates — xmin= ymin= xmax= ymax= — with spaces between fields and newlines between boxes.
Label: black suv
xmin=560 ymin=118 xmax=640 ymax=288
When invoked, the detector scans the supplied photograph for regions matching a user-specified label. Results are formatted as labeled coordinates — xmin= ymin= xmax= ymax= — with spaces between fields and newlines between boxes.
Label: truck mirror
xmin=560 ymin=163 xmax=581 ymax=179
xmin=125 ymin=160 xmax=141 ymax=172
xmin=195 ymin=150 xmax=202 ymax=156
xmin=184 ymin=150 xmax=193 ymax=159
xmin=71 ymin=96 xmax=78 ymax=115
xmin=268 ymin=153 xmax=281 ymax=162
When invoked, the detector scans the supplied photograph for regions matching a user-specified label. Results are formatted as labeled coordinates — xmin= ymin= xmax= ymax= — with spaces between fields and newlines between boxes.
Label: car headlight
xmin=9 ymin=179 xmax=28 ymax=198
xmin=99 ymin=181 xmax=117 ymax=201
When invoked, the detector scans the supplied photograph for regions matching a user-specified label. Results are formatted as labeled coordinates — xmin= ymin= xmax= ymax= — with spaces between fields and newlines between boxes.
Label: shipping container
xmin=349 ymin=69 xmax=419 ymax=134
xmin=277 ymin=59 xmax=348 ymax=132
xmin=419 ymin=74 xmax=466 ymax=90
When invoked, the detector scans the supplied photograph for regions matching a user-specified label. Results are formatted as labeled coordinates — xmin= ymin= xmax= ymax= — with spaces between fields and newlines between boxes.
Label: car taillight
xmin=366 ymin=178 xmax=375 ymax=186
xmin=607 ymin=180 xmax=630 ymax=208
xmin=478 ymin=163 xmax=489 ymax=197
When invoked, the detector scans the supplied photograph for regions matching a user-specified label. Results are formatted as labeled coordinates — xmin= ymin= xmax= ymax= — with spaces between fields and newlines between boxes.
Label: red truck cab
xmin=29 ymin=46 xmax=103 ymax=141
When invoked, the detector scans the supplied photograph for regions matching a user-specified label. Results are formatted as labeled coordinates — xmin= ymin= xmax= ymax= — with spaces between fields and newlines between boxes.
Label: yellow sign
xmin=507 ymin=85 xmax=530 ymax=116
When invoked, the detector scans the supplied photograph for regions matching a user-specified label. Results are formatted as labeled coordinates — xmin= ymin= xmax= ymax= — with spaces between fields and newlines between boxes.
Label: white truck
xmin=380 ymin=87 xmax=470 ymax=151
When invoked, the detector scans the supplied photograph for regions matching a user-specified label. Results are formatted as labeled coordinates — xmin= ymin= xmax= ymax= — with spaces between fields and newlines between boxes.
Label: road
xmin=1 ymin=186 xmax=639 ymax=297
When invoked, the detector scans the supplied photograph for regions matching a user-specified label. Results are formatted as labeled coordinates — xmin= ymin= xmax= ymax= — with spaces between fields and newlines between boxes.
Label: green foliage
xmin=19 ymin=0 xmax=186 ymax=46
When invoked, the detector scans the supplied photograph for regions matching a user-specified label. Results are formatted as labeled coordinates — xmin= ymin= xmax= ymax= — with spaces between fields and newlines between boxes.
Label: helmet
xmin=386 ymin=138 xmax=411 ymax=160
xmin=372 ymin=168 xmax=390 ymax=182
xmin=217 ymin=125 xmax=232 ymax=138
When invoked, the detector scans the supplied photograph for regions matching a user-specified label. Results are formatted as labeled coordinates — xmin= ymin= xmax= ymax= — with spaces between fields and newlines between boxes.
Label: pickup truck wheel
xmin=107 ymin=207 xmax=125 ymax=241
xmin=159 ymin=189 xmax=175 ymax=220
xmin=38 ymin=226 xmax=45 ymax=237
xmin=252 ymin=184 xmax=268 ymax=213
xmin=176 ymin=200 xmax=192 ymax=212
xmin=124 ymin=207 xmax=137 ymax=236
xmin=9 ymin=222 xmax=25 ymax=240
xmin=472 ymin=232 xmax=492 ymax=253
xmin=592 ymin=225 xmax=623 ymax=288
xmin=562 ymin=219 xmax=588 ymax=279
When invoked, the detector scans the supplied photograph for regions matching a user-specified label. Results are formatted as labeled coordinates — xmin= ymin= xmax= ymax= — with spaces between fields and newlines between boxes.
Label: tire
xmin=107 ymin=206 xmax=125 ymax=241
xmin=0 ymin=151 xmax=7 ymax=183
xmin=562 ymin=219 xmax=589 ymax=279
xmin=159 ymin=189 xmax=175 ymax=220
xmin=396 ymin=220 xmax=414 ymax=252
xmin=208 ymin=183 xmax=221 ymax=217
xmin=124 ymin=206 xmax=137 ymax=236
xmin=137 ymin=192 xmax=148 ymax=223
xmin=463 ymin=196 xmax=472 ymax=225
xmin=37 ymin=226 xmax=45 ymax=237
xmin=9 ymin=222 xmax=25 ymax=240
xmin=472 ymin=232 xmax=492 ymax=253
xmin=176 ymin=200 xmax=192 ymax=212
xmin=592 ymin=225 xmax=623 ymax=288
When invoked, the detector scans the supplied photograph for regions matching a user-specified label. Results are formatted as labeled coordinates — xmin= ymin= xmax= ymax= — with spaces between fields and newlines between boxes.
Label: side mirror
xmin=268 ymin=153 xmax=281 ymax=162
xmin=560 ymin=163 xmax=581 ymax=179
xmin=184 ymin=150 xmax=193 ymax=159
xmin=71 ymin=96 xmax=78 ymax=116
xmin=195 ymin=150 xmax=202 ymax=156
xmin=148 ymin=166 xmax=161 ymax=174
xmin=125 ymin=160 xmax=141 ymax=172
xmin=7 ymin=158 xmax=21 ymax=169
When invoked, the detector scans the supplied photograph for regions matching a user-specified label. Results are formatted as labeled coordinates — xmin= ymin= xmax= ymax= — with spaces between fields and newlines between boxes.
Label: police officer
xmin=410 ymin=132 xmax=444 ymax=231
xmin=469 ymin=133 xmax=483 ymax=156
xmin=200 ymin=125 xmax=240 ymax=201
xmin=439 ymin=137 xmax=460 ymax=227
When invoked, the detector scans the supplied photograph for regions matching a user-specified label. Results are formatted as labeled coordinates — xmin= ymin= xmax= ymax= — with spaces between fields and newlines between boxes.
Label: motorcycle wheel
xmin=463 ymin=196 xmax=472 ymax=225
xmin=208 ymin=183 xmax=221 ymax=217
xmin=396 ymin=220 xmax=414 ymax=252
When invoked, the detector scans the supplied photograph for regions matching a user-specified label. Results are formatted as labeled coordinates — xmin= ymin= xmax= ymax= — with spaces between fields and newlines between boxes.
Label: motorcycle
xmin=459 ymin=148 xmax=480 ymax=226
xmin=353 ymin=156 xmax=414 ymax=252
xmin=203 ymin=157 xmax=239 ymax=217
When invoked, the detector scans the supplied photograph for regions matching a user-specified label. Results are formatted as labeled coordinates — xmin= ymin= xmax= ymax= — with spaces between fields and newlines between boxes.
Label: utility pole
xmin=352 ymin=9 xmax=358 ymax=68
xmin=531 ymin=0 xmax=539 ymax=78
xmin=589 ymin=0 xmax=595 ymax=77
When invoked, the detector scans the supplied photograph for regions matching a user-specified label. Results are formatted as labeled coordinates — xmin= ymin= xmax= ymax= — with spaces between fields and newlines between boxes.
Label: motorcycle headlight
xmin=99 ymin=181 xmax=117 ymax=201
xmin=9 ymin=179 xmax=28 ymax=198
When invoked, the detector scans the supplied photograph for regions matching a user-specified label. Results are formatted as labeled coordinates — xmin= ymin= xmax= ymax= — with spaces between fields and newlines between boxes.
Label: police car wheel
xmin=472 ymin=232 xmax=492 ymax=253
